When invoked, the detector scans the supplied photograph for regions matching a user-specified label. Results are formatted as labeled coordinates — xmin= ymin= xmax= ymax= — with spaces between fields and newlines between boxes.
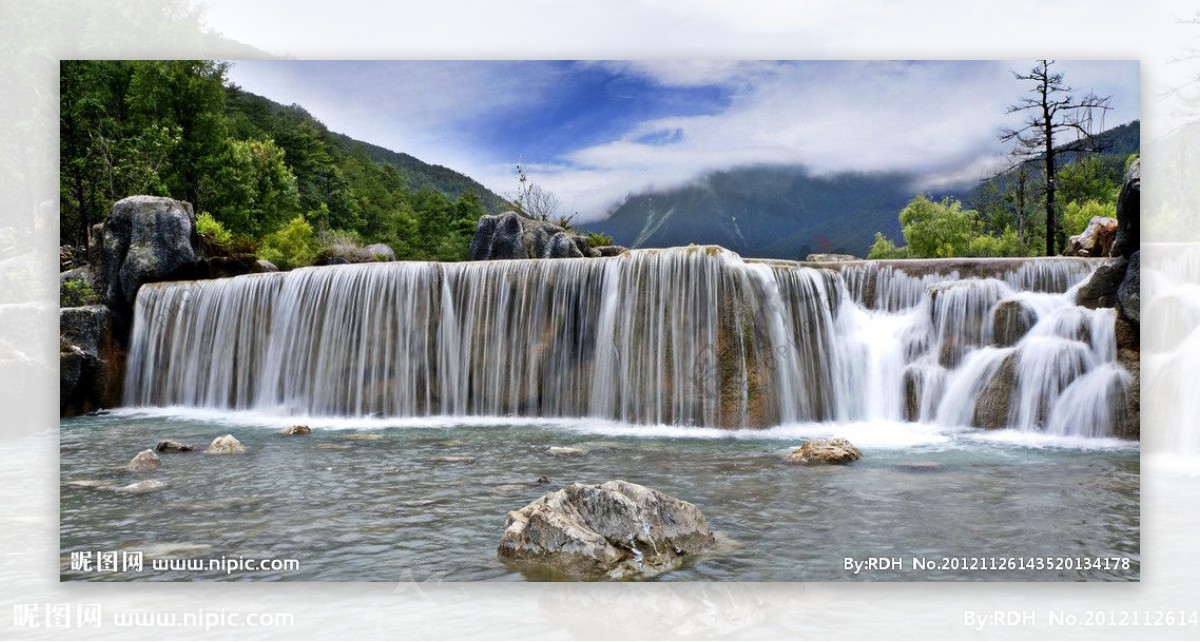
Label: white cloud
xmin=517 ymin=60 xmax=1138 ymax=222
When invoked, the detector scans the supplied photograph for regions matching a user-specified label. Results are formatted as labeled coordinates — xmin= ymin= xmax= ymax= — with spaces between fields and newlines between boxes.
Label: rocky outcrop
xmin=1076 ymin=258 xmax=1128 ymax=309
xmin=786 ymin=438 xmax=862 ymax=464
xmin=1118 ymin=251 xmax=1140 ymax=326
xmin=470 ymin=211 xmax=606 ymax=260
xmin=595 ymin=245 xmax=630 ymax=257
xmin=315 ymin=243 xmax=397 ymax=265
xmin=60 ymin=305 xmax=122 ymax=416
xmin=497 ymin=480 xmax=716 ymax=579
xmin=992 ymin=299 xmax=1036 ymax=347
xmin=973 ymin=353 xmax=1017 ymax=429
xmin=364 ymin=244 xmax=396 ymax=262
xmin=95 ymin=196 xmax=198 ymax=327
xmin=1111 ymin=158 xmax=1140 ymax=259
xmin=281 ymin=425 xmax=311 ymax=435
xmin=205 ymin=434 xmax=245 ymax=454
xmin=1067 ymin=216 xmax=1118 ymax=257
xmin=127 ymin=449 xmax=161 ymax=472
xmin=171 ymin=254 xmax=279 ymax=280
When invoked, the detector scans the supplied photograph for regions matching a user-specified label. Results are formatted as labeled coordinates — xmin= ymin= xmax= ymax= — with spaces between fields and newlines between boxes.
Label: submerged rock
xmin=546 ymin=446 xmax=586 ymax=457
xmin=342 ymin=433 xmax=382 ymax=441
xmin=155 ymin=440 xmax=193 ymax=453
xmin=282 ymin=425 xmax=312 ymax=436
xmin=127 ymin=449 xmax=161 ymax=471
xmin=114 ymin=479 xmax=166 ymax=494
xmin=205 ymin=434 xmax=245 ymax=454
xmin=786 ymin=438 xmax=862 ymax=465
xmin=497 ymin=480 xmax=716 ymax=579
xmin=425 ymin=455 xmax=476 ymax=464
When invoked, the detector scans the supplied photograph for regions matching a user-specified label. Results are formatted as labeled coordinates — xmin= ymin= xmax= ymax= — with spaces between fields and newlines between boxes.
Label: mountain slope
xmin=226 ymin=87 xmax=510 ymax=213
xmin=594 ymin=166 xmax=925 ymax=259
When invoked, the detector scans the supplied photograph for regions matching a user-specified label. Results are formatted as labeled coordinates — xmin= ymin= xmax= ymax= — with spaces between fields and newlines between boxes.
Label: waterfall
xmin=125 ymin=247 xmax=1130 ymax=436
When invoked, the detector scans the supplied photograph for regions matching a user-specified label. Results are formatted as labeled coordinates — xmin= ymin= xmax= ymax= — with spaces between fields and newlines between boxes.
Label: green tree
xmin=204 ymin=138 xmax=300 ymax=237
xmin=898 ymin=195 xmax=979 ymax=258
xmin=126 ymin=60 xmax=230 ymax=213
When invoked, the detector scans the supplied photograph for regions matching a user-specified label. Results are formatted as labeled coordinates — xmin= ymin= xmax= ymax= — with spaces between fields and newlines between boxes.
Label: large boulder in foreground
xmin=786 ymin=438 xmax=862 ymax=464
xmin=497 ymin=480 xmax=716 ymax=579
xmin=96 ymin=196 xmax=197 ymax=325
xmin=471 ymin=211 xmax=598 ymax=260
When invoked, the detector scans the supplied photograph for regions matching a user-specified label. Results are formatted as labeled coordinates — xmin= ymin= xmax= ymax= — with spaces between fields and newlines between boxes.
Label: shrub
xmin=866 ymin=232 xmax=909 ymax=259
xmin=196 ymin=212 xmax=234 ymax=254
xmin=61 ymin=278 xmax=99 ymax=307
xmin=585 ymin=231 xmax=614 ymax=247
xmin=258 ymin=216 xmax=317 ymax=270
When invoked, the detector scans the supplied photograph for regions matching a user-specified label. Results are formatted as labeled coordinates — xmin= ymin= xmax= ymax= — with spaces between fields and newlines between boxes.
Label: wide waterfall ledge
xmin=123 ymin=246 xmax=1133 ymax=439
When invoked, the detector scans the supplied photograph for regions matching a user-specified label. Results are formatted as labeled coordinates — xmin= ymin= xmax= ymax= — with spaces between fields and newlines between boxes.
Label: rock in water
xmin=1076 ymin=258 xmax=1128 ymax=309
xmin=114 ymin=479 xmax=166 ymax=494
xmin=155 ymin=440 xmax=193 ymax=453
xmin=205 ymin=434 xmax=245 ymax=454
xmin=546 ymin=446 xmax=586 ymax=457
xmin=127 ymin=449 xmax=161 ymax=471
xmin=786 ymin=438 xmax=862 ymax=465
xmin=973 ymin=353 xmax=1017 ymax=429
xmin=281 ymin=425 xmax=311 ymax=436
xmin=497 ymin=480 xmax=716 ymax=579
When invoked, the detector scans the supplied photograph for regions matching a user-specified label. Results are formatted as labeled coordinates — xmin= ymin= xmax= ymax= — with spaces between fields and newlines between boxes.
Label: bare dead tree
xmin=1001 ymin=60 xmax=1111 ymax=255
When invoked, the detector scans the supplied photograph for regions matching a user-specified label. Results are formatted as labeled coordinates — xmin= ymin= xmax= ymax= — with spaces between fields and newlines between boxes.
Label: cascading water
xmin=125 ymin=247 xmax=1132 ymax=437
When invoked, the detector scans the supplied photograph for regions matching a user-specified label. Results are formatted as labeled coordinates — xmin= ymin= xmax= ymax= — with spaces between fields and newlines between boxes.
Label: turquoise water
xmin=60 ymin=410 xmax=1139 ymax=582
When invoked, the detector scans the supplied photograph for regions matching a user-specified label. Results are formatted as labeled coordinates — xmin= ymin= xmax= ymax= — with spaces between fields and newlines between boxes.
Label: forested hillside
xmin=60 ymin=60 xmax=510 ymax=264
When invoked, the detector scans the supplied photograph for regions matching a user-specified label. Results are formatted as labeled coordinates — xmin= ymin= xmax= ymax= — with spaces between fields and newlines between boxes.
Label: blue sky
xmin=225 ymin=60 xmax=1140 ymax=222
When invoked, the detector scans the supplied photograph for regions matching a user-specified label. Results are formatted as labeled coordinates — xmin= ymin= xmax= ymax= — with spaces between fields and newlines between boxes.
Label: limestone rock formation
xmin=1067 ymin=216 xmax=1118 ymax=257
xmin=595 ymin=245 xmax=630 ymax=257
xmin=471 ymin=211 xmax=606 ymax=260
xmin=1118 ymin=251 xmax=1140 ymax=326
xmin=497 ymin=480 xmax=716 ymax=579
xmin=96 ymin=196 xmax=198 ymax=325
xmin=205 ymin=434 xmax=245 ymax=454
xmin=1076 ymin=258 xmax=1128 ymax=309
xmin=59 ymin=305 xmax=121 ymax=416
xmin=127 ymin=449 xmax=161 ymax=472
xmin=1111 ymin=158 xmax=1140 ymax=259
xmin=786 ymin=438 xmax=862 ymax=464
